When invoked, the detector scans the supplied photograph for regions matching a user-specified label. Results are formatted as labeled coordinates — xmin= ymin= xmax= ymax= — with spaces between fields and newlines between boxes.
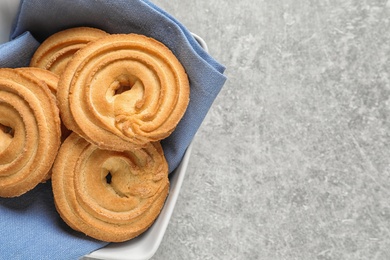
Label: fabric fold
xmin=0 ymin=31 xmax=39 ymax=68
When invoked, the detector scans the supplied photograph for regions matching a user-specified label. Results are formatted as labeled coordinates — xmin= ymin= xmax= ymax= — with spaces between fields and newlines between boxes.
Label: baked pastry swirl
xmin=30 ymin=27 xmax=108 ymax=75
xmin=17 ymin=67 xmax=72 ymax=142
xmin=0 ymin=68 xmax=61 ymax=197
xmin=57 ymin=33 xmax=190 ymax=151
xmin=51 ymin=133 xmax=169 ymax=242
xmin=17 ymin=67 xmax=59 ymax=94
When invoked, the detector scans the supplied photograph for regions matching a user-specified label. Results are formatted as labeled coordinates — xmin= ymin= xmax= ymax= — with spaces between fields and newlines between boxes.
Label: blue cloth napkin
xmin=0 ymin=0 xmax=226 ymax=259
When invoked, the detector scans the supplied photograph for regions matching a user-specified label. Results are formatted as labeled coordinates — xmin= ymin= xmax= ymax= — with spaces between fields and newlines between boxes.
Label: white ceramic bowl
xmin=0 ymin=2 xmax=206 ymax=258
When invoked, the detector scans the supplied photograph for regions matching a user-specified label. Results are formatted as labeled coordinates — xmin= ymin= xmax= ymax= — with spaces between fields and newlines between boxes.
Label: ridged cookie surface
xmin=51 ymin=133 xmax=169 ymax=242
xmin=30 ymin=27 xmax=108 ymax=75
xmin=0 ymin=68 xmax=61 ymax=197
xmin=57 ymin=33 xmax=190 ymax=151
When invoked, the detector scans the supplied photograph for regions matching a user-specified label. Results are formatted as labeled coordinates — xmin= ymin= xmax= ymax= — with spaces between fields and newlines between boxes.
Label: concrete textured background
xmin=151 ymin=0 xmax=390 ymax=259
xmin=1 ymin=0 xmax=390 ymax=259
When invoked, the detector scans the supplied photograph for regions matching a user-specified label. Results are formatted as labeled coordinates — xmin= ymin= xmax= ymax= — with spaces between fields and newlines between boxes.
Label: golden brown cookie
xmin=0 ymin=68 xmax=61 ymax=197
xmin=57 ymin=33 xmax=190 ymax=151
xmin=18 ymin=67 xmax=72 ymax=142
xmin=51 ymin=133 xmax=169 ymax=242
xmin=17 ymin=67 xmax=59 ymax=94
xmin=30 ymin=27 xmax=108 ymax=75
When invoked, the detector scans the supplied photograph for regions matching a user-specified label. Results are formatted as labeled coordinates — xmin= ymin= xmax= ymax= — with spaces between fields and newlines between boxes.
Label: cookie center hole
xmin=0 ymin=123 xmax=14 ymax=153
xmin=114 ymin=75 xmax=136 ymax=96
xmin=0 ymin=123 xmax=14 ymax=138
xmin=105 ymin=172 xmax=112 ymax=184
xmin=114 ymin=83 xmax=132 ymax=95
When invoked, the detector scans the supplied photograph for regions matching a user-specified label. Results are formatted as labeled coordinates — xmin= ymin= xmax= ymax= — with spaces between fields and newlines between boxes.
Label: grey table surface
xmin=1 ymin=1 xmax=390 ymax=259
xmin=151 ymin=1 xmax=390 ymax=259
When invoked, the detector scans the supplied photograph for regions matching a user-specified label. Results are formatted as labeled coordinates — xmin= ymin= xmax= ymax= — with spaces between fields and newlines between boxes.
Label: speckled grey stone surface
xmin=1 ymin=1 xmax=390 ymax=259
xmin=151 ymin=1 xmax=390 ymax=259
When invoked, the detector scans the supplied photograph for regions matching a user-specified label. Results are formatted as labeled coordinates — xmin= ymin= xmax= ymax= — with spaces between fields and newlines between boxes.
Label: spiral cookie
xmin=51 ymin=133 xmax=169 ymax=242
xmin=0 ymin=68 xmax=61 ymax=197
xmin=57 ymin=33 xmax=190 ymax=151
xmin=30 ymin=27 xmax=108 ymax=75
